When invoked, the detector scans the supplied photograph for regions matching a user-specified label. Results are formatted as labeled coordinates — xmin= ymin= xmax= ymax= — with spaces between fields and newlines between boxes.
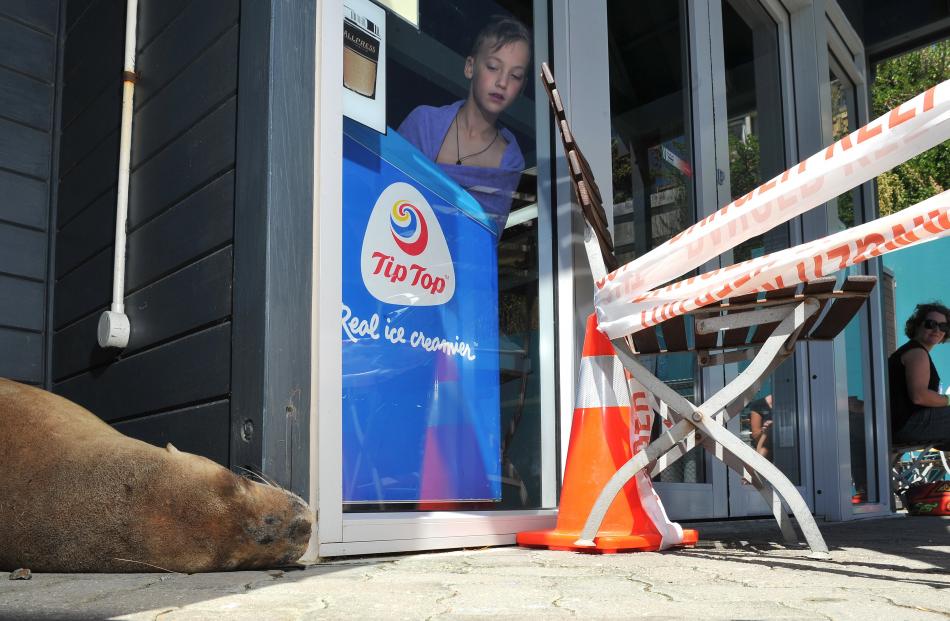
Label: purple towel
xmin=397 ymin=100 xmax=525 ymax=236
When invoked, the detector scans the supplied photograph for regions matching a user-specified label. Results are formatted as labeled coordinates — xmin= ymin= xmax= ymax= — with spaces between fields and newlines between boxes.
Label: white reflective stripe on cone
xmin=575 ymin=355 xmax=630 ymax=409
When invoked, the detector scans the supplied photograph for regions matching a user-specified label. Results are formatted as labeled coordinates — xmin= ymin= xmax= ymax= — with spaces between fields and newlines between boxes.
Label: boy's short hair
xmin=470 ymin=14 xmax=532 ymax=58
xmin=905 ymin=301 xmax=950 ymax=343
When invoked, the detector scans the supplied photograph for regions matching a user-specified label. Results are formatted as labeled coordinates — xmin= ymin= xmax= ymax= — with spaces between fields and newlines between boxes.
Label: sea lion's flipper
xmin=166 ymin=443 xmax=180 ymax=454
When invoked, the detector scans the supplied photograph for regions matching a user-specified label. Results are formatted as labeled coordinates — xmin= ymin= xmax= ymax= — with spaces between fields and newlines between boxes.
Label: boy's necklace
xmin=455 ymin=111 xmax=499 ymax=165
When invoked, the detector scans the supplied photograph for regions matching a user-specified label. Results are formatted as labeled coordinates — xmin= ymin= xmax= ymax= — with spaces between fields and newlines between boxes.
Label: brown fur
xmin=0 ymin=378 xmax=312 ymax=573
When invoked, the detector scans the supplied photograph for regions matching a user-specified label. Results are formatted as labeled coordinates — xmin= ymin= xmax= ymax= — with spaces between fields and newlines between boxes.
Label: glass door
xmin=828 ymin=57 xmax=878 ymax=507
xmin=605 ymin=0 xmax=728 ymax=519
xmin=709 ymin=0 xmax=812 ymax=517
xmin=824 ymin=6 xmax=890 ymax=516
xmin=594 ymin=0 xmax=814 ymax=521
xmin=317 ymin=0 xmax=561 ymax=556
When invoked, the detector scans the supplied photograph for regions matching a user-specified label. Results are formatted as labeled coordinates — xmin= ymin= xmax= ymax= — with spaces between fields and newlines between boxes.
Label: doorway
xmin=596 ymin=0 xmax=816 ymax=519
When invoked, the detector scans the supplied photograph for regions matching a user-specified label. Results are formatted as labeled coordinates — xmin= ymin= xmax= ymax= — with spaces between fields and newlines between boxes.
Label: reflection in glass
xmin=737 ymin=357 xmax=798 ymax=485
xmin=721 ymin=0 xmax=786 ymax=261
xmin=343 ymin=0 xmax=542 ymax=512
xmin=721 ymin=0 xmax=800 ymax=485
xmin=607 ymin=0 xmax=704 ymax=484
xmin=830 ymin=64 xmax=878 ymax=505
xmin=830 ymin=77 xmax=858 ymax=229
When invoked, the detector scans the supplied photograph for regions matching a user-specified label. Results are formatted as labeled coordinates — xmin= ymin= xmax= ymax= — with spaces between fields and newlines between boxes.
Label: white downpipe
xmin=97 ymin=0 xmax=138 ymax=349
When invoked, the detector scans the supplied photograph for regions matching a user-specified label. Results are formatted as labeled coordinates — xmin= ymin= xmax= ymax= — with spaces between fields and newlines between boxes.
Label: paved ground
xmin=1 ymin=515 xmax=948 ymax=620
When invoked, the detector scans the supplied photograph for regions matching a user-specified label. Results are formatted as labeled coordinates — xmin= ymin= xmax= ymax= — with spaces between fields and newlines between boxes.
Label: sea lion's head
xmin=130 ymin=444 xmax=313 ymax=573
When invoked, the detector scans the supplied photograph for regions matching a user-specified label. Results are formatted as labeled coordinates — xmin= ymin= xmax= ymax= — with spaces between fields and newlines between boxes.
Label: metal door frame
xmin=711 ymin=0 xmax=819 ymax=518
xmin=817 ymin=0 xmax=893 ymax=520
xmin=567 ymin=0 xmax=732 ymax=519
xmin=310 ymin=0 xmax=561 ymax=558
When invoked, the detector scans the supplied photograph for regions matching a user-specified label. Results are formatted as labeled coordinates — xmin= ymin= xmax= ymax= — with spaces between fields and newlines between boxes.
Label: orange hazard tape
xmin=595 ymin=80 xmax=950 ymax=339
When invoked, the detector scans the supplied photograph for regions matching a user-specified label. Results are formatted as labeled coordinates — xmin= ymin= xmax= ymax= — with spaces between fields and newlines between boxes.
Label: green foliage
xmin=873 ymin=40 xmax=950 ymax=215
xmin=611 ymin=138 xmax=632 ymax=202
xmin=829 ymin=80 xmax=856 ymax=227
xmin=729 ymin=132 xmax=759 ymax=199
xmin=728 ymin=131 xmax=762 ymax=262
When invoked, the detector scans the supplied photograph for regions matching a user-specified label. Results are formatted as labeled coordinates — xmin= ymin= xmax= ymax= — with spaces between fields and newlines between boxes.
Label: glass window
xmin=829 ymin=58 xmax=878 ymax=505
xmin=720 ymin=0 xmax=800 ymax=485
xmin=721 ymin=0 xmax=787 ymax=260
xmin=607 ymin=0 xmax=705 ymax=484
xmin=340 ymin=1 xmax=543 ymax=511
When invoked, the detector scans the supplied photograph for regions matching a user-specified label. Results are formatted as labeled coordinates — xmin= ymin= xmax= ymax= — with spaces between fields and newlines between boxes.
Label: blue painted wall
xmin=884 ymin=235 xmax=950 ymax=388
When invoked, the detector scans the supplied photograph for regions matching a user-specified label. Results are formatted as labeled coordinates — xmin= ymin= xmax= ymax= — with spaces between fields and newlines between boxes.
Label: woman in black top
xmin=888 ymin=302 xmax=950 ymax=450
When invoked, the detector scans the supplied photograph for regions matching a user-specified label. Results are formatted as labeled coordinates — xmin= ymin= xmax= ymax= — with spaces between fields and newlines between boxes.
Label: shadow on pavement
xmin=677 ymin=514 xmax=950 ymax=590
xmin=0 ymin=558 xmax=387 ymax=621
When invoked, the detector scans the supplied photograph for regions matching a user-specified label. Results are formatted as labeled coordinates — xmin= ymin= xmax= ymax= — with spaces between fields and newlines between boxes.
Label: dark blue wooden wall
xmin=0 ymin=0 xmax=60 ymax=384
xmin=51 ymin=0 xmax=240 ymax=465
xmin=0 ymin=0 xmax=323 ymax=499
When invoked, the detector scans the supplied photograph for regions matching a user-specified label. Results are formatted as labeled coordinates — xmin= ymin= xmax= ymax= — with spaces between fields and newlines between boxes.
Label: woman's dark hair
xmin=470 ymin=14 xmax=532 ymax=59
xmin=905 ymin=301 xmax=950 ymax=343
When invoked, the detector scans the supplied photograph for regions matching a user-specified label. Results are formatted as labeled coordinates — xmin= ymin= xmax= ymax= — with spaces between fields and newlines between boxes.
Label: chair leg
xmin=575 ymin=420 xmax=804 ymax=549
xmin=696 ymin=434 xmax=798 ymax=545
xmin=588 ymin=302 xmax=825 ymax=552
xmin=750 ymin=471 xmax=798 ymax=545
xmin=646 ymin=375 xmax=773 ymax=479
xmin=694 ymin=415 xmax=828 ymax=554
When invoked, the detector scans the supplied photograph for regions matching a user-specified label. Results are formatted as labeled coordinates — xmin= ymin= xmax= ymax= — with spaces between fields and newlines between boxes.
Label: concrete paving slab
xmin=0 ymin=515 xmax=947 ymax=620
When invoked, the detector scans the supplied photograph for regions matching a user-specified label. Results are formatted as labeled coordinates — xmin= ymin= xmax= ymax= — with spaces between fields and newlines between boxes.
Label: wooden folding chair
xmin=540 ymin=62 xmax=877 ymax=554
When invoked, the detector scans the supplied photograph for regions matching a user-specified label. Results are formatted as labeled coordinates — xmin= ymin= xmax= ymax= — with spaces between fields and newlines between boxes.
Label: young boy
xmin=397 ymin=15 xmax=531 ymax=235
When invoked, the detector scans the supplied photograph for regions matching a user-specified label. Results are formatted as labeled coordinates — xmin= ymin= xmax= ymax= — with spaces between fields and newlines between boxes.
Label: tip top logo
xmin=361 ymin=182 xmax=455 ymax=306
xmin=389 ymin=200 xmax=428 ymax=256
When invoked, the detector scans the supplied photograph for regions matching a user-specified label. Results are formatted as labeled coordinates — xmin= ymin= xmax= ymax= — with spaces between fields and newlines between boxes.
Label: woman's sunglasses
xmin=922 ymin=318 xmax=950 ymax=332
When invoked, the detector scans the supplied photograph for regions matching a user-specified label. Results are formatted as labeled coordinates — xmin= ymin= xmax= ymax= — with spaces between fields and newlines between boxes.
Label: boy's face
xmin=465 ymin=39 xmax=530 ymax=117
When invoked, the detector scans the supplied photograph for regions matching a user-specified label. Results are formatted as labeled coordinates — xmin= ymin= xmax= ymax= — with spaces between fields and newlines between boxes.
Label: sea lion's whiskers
xmin=235 ymin=465 xmax=276 ymax=488
xmin=235 ymin=464 xmax=264 ymax=481
xmin=259 ymin=473 xmax=281 ymax=488
xmin=112 ymin=558 xmax=186 ymax=575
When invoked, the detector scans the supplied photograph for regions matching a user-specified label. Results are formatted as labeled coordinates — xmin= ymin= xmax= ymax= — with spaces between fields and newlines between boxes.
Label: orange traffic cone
xmin=418 ymin=351 xmax=492 ymax=509
xmin=516 ymin=314 xmax=699 ymax=553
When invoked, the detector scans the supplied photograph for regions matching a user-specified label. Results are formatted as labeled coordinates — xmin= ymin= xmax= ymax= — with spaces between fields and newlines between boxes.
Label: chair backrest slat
xmin=575 ymin=179 xmax=610 ymax=238
xmin=559 ymin=119 xmax=574 ymax=147
xmin=796 ymin=277 xmax=837 ymax=336
xmin=807 ymin=276 xmax=876 ymax=339
xmin=572 ymin=149 xmax=603 ymax=205
xmin=541 ymin=62 xmax=618 ymax=272
xmin=551 ymin=87 xmax=565 ymax=117
xmin=661 ymin=314 xmax=689 ymax=352
xmin=631 ymin=326 xmax=661 ymax=355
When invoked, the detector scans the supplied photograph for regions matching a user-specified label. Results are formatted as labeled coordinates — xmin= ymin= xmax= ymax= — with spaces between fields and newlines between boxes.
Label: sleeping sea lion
xmin=0 ymin=378 xmax=312 ymax=573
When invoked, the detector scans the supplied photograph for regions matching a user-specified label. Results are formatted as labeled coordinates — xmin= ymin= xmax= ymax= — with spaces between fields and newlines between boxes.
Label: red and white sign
xmin=361 ymin=181 xmax=455 ymax=306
